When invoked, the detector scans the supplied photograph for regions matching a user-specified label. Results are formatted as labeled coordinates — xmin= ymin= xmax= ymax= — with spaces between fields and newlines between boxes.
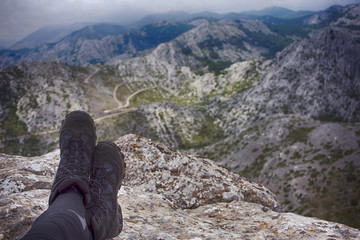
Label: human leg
xmin=21 ymin=187 xmax=91 ymax=240
xmin=49 ymin=111 xmax=97 ymax=207
xmin=22 ymin=111 xmax=97 ymax=240
xmin=86 ymin=141 xmax=126 ymax=240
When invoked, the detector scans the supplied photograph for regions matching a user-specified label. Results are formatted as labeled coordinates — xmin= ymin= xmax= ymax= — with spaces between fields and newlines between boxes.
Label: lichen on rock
xmin=0 ymin=134 xmax=359 ymax=239
xmin=117 ymin=134 xmax=281 ymax=211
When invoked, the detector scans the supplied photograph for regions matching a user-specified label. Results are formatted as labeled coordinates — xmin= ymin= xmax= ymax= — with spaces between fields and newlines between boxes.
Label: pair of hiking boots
xmin=48 ymin=111 xmax=126 ymax=240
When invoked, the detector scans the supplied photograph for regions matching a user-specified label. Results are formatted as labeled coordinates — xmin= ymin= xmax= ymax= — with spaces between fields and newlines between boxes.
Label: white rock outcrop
xmin=1 ymin=134 xmax=359 ymax=239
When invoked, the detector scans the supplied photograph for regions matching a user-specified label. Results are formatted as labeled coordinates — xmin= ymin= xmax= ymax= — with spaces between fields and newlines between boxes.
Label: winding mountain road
xmin=84 ymin=68 xmax=99 ymax=83
xmin=104 ymin=84 xmax=155 ymax=114
xmin=1 ymin=70 xmax=156 ymax=142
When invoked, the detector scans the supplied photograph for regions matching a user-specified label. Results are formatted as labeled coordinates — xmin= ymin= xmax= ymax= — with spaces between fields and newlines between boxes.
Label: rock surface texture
xmin=1 ymin=134 xmax=359 ymax=239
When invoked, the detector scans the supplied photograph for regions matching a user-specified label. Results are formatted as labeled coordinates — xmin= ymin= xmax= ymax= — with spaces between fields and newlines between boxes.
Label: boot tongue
xmin=68 ymin=140 xmax=83 ymax=160
xmin=69 ymin=139 xmax=82 ymax=147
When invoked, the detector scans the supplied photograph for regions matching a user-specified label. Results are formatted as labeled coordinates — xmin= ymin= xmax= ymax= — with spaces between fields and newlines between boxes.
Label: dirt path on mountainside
xmin=0 ymin=82 xmax=156 ymax=142
xmin=103 ymin=83 xmax=125 ymax=114
xmin=84 ymin=68 xmax=100 ymax=83
xmin=104 ymin=84 xmax=155 ymax=114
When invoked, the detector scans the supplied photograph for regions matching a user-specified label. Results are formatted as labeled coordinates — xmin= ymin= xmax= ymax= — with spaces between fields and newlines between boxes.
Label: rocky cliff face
xmin=198 ymin=114 xmax=360 ymax=225
xmin=334 ymin=4 xmax=360 ymax=26
xmin=1 ymin=134 xmax=359 ymax=239
xmin=259 ymin=27 xmax=360 ymax=122
xmin=115 ymin=18 xmax=293 ymax=82
xmin=303 ymin=4 xmax=360 ymax=26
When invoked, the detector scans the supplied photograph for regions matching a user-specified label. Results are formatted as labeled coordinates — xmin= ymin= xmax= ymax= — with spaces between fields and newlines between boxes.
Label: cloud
xmin=0 ymin=0 xmax=359 ymax=43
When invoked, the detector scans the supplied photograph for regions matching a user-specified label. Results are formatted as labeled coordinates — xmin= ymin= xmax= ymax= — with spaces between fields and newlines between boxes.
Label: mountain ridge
xmin=241 ymin=6 xmax=314 ymax=19
xmin=9 ymin=23 xmax=93 ymax=50
xmin=3 ymin=3 xmax=357 ymax=70
xmin=0 ymin=4 xmax=325 ymax=54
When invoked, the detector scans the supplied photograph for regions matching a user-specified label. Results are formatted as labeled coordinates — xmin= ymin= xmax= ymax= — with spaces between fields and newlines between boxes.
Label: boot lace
xmin=58 ymin=139 xmax=87 ymax=177
xmin=89 ymin=173 xmax=109 ymax=220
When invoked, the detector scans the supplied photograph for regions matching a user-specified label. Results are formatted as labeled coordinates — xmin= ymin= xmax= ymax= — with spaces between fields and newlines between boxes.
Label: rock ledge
xmin=0 ymin=134 xmax=359 ymax=239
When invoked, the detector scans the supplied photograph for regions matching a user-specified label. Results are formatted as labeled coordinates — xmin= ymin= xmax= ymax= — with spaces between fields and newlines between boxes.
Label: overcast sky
xmin=1 ymin=0 xmax=359 ymax=44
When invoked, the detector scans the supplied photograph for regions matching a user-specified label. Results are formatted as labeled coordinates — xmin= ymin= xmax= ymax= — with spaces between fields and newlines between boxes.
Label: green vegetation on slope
xmin=265 ymin=23 xmax=310 ymax=38
xmin=236 ymin=21 xmax=292 ymax=58
xmin=124 ymin=23 xmax=194 ymax=51
xmin=130 ymin=88 xmax=167 ymax=107
xmin=95 ymin=111 xmax=158 ymax=143
xmin=129 ymin=87 xmax=199 ymax=108
xmin=0 ymin=106 xmax=28 ymax=138
xmin=179 ymin=114 xmax=224 ymax=150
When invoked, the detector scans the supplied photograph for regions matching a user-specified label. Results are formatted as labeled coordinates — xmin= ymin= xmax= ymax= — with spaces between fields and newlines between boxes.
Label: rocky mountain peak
xmin=1 ymin=134 xmax=359 ymax=239
xmin=303 ymin=3 xmax=360 ymax=26
xmin=334 ymin=4 xmax=360 ymax=26
xmin=259 ymin=27 xmax=360 ymax=121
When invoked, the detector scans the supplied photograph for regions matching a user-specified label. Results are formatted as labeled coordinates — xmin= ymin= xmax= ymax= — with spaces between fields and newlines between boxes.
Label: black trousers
xmin=21 ymin=187 xmax=92 ymax=240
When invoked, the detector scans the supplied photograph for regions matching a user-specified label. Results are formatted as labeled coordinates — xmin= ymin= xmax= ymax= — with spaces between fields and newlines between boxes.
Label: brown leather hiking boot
xmin=86 ymin=141 xmax=126 ymax=240
xmin=49 ymin=111 xmax=97 ymax=207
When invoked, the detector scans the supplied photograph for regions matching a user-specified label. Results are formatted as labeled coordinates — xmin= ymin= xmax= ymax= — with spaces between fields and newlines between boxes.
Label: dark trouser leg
xmin=21 ymin=187 xmax=92 ymax=240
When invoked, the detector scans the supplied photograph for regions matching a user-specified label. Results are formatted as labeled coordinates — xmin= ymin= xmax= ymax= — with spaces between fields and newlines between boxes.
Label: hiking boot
xmin=86 ymin=141 xmax=126 ymax=240
xmin=49 ymin=111 xmax=97 ymax=207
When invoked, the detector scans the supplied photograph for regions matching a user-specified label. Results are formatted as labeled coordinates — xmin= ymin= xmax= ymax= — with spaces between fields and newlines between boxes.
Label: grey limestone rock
xmin=1 ymin=134 xmax=359 ymax=239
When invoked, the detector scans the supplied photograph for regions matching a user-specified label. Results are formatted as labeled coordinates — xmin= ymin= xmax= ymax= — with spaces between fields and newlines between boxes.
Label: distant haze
xmin=1 ymin=0 xmax=360 ymax=45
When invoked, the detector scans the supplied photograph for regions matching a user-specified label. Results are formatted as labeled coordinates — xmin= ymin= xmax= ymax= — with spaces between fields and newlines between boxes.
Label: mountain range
xmin=0 ymin=3 xmax=360 ymax=231
xmin=3 ymin=5 xmax=313 ymax=50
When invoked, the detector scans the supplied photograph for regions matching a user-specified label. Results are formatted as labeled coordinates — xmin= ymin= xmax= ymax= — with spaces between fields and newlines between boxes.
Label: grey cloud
xmin=0 ymin=0 xmax=359 ymax=43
